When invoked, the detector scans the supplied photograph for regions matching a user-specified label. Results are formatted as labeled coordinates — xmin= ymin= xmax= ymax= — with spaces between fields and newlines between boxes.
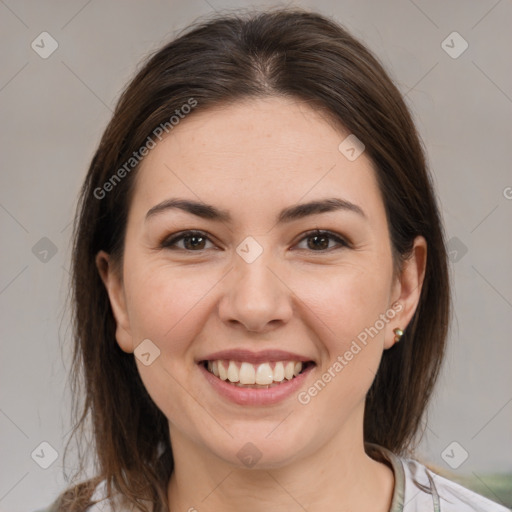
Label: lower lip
xmin=199 ymin=363 xmax=315 ymax=406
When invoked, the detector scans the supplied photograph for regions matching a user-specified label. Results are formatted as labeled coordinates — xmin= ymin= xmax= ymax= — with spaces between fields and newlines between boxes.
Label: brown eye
xmin=161 ymin=231 xmax=215 ymax=251
xmin=182 ymin=234 xmax=207 ymax=250
xmin=295 ymin=230 xmax=349 ymax=252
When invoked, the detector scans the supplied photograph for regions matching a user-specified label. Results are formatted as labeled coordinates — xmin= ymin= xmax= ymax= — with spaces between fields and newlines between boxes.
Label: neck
xmin=166 ymin=409 xmax=394 ymax=512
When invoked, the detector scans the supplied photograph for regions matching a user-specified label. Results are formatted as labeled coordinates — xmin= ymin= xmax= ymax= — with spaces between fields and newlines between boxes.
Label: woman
xmin=39 ymin=7 xmax=509 ymax=512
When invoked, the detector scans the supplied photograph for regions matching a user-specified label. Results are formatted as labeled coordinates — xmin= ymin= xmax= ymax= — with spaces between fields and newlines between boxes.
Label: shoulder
xmin=83 ymin=479 xmax=113 ymax=511
xmin=401 ymin=456 xmax=511 ymax=512
xmin=82 ymin=479 xmax=129 ymax=511
xmin=83 ymin=479 xmax=153 ymax=512
xmin=366 ymin=443 xmax=510 ymax=512
xmin=34 ymin=479 xmax=138 ymax=512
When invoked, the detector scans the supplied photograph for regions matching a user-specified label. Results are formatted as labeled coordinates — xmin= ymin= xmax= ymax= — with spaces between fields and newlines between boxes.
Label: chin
xmin=201 ymin=425 xmax=311 ymax=470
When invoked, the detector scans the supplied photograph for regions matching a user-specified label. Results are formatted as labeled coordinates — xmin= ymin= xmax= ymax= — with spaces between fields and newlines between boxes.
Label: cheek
xmin=293 ymin=268 xmax=391 ymax=422
xmin=124 ymin=264 xmax=217 ymax=430
xmin=124 ymin=261 xmax=216 ymax=352
xmin=299 ymin=263 xmax=393 ymax=351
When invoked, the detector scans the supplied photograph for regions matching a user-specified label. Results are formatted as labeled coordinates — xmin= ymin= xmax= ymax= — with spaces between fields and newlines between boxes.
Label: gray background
xmin=1 ymin=0 xmax=511 ymax=510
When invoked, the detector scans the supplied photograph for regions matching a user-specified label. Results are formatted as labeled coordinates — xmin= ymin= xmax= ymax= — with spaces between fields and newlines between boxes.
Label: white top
xmin=367 ymin=444 xmax=511 ymax=512
xmin=38 ymin=444 xmax=511 ymax=512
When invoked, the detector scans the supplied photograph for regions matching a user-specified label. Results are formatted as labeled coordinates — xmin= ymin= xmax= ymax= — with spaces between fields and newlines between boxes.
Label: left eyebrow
xmin=278 ymin=197 xmax=367 ymax=222
xmin=145 ymin=197 xmax=367 ymax=223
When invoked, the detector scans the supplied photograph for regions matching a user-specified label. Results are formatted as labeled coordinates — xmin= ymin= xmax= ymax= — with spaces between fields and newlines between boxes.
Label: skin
xmin=97 ymin=96 xmax=426 ymax=512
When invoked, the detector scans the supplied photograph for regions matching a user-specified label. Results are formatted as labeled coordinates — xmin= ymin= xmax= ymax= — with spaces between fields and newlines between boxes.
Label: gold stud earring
xmin=393 ymin=328 xmax=404 ymax=343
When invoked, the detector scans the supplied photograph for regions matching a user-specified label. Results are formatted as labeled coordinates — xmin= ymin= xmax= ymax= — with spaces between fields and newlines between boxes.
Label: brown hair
xmin=55 ymin=7 xmax=451 ymax=511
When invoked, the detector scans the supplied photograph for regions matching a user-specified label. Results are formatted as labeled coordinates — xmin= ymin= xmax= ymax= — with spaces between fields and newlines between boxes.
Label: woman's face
xmin=98 ymin=96 xmax=425 ymax=469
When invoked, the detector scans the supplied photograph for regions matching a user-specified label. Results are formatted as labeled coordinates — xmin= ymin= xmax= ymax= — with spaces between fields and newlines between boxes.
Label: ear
xmin=95 ymin=250 xmax=134 ymax=353
xmin=385 ymin=236 xmax=427 ymax=349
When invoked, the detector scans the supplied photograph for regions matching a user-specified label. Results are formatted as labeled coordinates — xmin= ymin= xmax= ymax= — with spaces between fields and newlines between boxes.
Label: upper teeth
xmin=207 ymin=360 xmax=303 ymax=384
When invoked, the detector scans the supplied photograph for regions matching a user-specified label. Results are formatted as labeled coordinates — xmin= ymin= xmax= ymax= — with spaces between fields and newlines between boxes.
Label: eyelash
xmin=160 ymin=229 xmax=350 ymax=253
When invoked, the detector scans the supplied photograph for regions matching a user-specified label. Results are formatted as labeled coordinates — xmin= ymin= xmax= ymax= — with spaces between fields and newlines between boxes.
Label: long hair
xmin=56 ymin=7 xmax=451 ymax=511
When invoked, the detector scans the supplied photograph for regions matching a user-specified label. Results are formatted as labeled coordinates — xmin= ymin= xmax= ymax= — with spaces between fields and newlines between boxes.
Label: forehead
xmin=129 ymin=96 xmax=385 ymax=227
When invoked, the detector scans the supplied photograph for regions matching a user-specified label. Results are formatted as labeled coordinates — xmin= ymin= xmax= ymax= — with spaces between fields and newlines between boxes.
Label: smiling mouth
xmin=201 ymin=359 xmax=315 ymax=389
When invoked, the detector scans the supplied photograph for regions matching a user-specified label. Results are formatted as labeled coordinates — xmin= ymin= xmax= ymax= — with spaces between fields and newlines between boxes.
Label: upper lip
xmin=198 ymin=349 xmax=314 ymax=365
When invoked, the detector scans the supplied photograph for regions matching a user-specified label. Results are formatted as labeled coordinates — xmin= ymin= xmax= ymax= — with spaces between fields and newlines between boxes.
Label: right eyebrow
xmin=146 ymin=198 xmax=231 ymax=222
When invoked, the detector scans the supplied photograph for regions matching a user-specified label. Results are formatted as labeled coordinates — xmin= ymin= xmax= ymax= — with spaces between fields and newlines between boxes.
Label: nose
xmin=218 ymin=250 xmax=293 ymax=333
